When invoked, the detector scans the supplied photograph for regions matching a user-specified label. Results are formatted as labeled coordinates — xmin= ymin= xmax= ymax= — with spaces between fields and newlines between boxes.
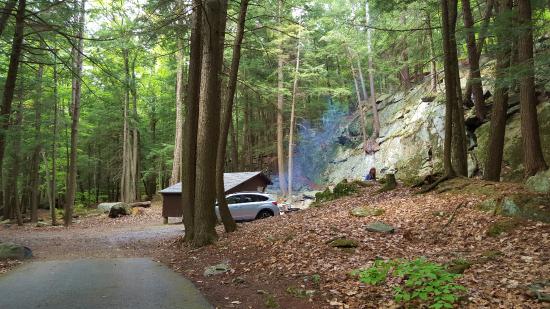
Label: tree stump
xmin=377 ymin=174 xmax=397 ymax=193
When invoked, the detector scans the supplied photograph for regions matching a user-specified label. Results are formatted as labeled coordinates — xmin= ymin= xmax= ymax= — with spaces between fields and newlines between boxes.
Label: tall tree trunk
xmin=464 ymin=0 xmax=495 ymax=101
xmin=449 ymin=0 xmax=468 ymax=176
xmin=484 ymin=0 xmax=512 ymax=181
xmin=287 ymin=35 xmax=301 ymax=201
xmin=426 ymin=11 xmax=438 ymax=92
xmin=276 ymin=0 xmax=288 ymax=196
xmin=51 ymin=54 xmax=59 ymax=226
xmin=5 ymin=100 xmax=23 ymax=225
xmin=462 ymin=0 xmax=486 ymax=120
xmin=399 ymin=15 xmax=412 ymax=91
xmin=347 ymin=47 xmax=369 ymax=149
xmin=121 ymin=49 xmax=130 ymax=203
xmin=243 ymin=92 xmax=251 ymax=168
xmin=0 ymin=0 xmax=25 ymax=209
xmin=365 ymin=0 xmax=380 ymax=141
xmin=130 ymin=56 xmax=139 ymax=201
xmin=518 ymin=0 xmax=548 ymax=176
xmin=440 ymin=0 xmax=458 ymax=178
xmin=229 ymin=118 xmax=239 ymax=171
xmin=216 ymin=0 xmax=248 ymax=233
xmin=30 ymin=62 xmax=44 ymax=223
xmin=0 ymin=0 xmax=16 ymax=36
xmin=193 ymin=0 xmax=227 ymax=247
xmin=170 ymin=26 xmax=185 ymax=185
xmin=65 ymin=0 xmax=85 ymax=226
xmin=181 ymin=0 xmax=203 ymax=242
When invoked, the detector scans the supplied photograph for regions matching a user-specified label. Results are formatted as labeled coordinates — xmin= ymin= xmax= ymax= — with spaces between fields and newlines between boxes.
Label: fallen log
xmin=128 ymin=201 xmax=151 ymax=208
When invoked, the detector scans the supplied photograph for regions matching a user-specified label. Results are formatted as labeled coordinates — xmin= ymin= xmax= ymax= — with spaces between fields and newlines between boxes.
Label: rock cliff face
xmin=322 ymin=81 xmax=550 ymax=185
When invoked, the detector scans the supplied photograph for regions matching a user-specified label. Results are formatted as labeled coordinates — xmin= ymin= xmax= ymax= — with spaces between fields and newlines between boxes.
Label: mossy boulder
xmin=486 ymin=219 xmax=523 ymax=237
xmin=478 ymin=194 xmax=550 ymax=223
xmin=476 ymin=102 xmax=550 ymax=182
xmin=525 ymin=169 xmax=550 ymax=194
xmin=329 ymin=238 xmax=359 ymax=248
xmin=365 ymin=221 xmax=395 ymax=233
xmin=0 ymin=242 xmax=32 ymax=260
xmin=350 ymin=207 xmax=385 ymax=217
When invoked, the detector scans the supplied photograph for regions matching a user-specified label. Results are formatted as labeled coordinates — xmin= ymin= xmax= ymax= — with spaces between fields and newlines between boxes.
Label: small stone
xmin=233 ymin=277 xmax=246 ymax=284
xmin=365 ymin=221 xmax=395 ymax=234
xmin=204 ymin=263 xmax=231 ymax=277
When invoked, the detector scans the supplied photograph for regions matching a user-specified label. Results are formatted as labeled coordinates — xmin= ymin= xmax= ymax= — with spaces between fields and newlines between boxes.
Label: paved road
xmin=0 ymin=258 xmax=212 ymax=309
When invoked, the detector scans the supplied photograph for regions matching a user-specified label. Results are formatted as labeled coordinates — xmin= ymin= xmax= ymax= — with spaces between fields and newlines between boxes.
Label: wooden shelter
xmin=159 ymin=171 xmax=272 ymax=222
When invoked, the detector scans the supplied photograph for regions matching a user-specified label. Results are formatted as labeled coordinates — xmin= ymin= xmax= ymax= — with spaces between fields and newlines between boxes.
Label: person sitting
xmin=364 ymin=167 xmax=376 ymax=181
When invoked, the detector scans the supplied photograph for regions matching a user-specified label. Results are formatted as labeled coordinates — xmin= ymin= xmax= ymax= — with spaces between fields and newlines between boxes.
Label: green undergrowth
xmin=353 ymin=258 xmax=466 ymax=309
xmin=313 ymin=179 xmax=364 ymax=206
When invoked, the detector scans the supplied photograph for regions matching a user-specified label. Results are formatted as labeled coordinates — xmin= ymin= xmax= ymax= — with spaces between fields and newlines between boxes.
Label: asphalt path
xmin=0 ymin=258 xmax=212 ymax=309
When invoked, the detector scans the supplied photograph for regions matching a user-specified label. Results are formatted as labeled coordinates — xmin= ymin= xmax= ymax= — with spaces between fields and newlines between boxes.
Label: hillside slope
xmin=159 ymin=183 xmax=549 ymax=308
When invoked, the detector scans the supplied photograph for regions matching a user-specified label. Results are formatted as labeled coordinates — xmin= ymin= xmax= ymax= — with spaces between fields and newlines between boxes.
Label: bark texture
xmin=65 ymin=0 xmax=85 ymax=226
xmin=517 ymin=0 xmax=548 ymax=176
xmin=216 ymin=0 xmax=248 ymax=233
xmin=181 ymin=0 xmax=203 ymax=242
xmin=0 ymin=0 xmax=25 ymax=204
xmin=192 ymin=0 xmax=227 ymax=247
xmin=462 ymin=0 xmax=485 ymax=120
xmin=484 ymin=0 xmax=512 ymax=181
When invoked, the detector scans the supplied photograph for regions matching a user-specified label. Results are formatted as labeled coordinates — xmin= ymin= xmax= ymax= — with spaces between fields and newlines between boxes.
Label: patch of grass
xmin=486 ymin=219 xmax=522 ymax=237
xmin=479 ymin=250 xmax=503 ymax=262
xmin=446 ymin=258 xmax=472 ymax=274
xmin=265 ymin=294 xmax=279 ymax=308
xmin=286 ymin=286 xmax=307 ymax=298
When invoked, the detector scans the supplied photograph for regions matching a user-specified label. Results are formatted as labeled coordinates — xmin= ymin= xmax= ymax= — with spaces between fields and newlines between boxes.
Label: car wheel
xmin=256 ymin=209 xmax=273 ymax=220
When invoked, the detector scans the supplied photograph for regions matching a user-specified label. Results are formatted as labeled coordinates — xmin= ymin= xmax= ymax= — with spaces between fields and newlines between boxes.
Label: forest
xmin=0 ymin=0 xmax=549 ymax=307
xmin=0 ymin=0 xmax=549 ymax=239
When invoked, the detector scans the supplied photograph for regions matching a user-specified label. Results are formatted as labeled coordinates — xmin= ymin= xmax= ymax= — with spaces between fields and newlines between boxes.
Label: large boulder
xmin=0 ymin=242 xmax=32 ymax=260
xmin=526 ymin=169 xmax=550 ymax=194
xmin=98 ymin=202 xmax=128 ymax=213
xmin=108 ymin=204 xmax=131 ymax=218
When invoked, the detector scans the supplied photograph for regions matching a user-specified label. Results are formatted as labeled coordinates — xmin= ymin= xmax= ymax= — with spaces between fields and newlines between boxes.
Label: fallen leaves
xmin=160 ymin=184 xmax=549 ymax=308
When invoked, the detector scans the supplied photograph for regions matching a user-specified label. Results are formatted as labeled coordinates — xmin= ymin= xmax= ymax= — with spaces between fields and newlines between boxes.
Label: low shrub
xmin=354 ymin=258 xmax=466 ymax=308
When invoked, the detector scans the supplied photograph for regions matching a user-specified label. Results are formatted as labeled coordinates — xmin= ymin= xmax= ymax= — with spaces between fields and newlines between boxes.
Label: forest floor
xmin=0 ymin=202 xmax=182 ymax=274
xmin=156 ymin=183 xmax=549 ymax=309
xmin=1 ymin=182 xmax=548 ymax=308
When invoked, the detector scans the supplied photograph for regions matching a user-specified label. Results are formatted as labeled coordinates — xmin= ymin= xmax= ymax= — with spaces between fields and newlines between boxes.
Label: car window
xmin=244 ymin=194 xmax=268 ymax=202
xmin=226 ymin=196 xmax=241 ymax=204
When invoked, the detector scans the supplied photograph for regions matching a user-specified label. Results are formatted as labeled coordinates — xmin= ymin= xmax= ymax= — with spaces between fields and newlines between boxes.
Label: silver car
xmin=215 ymin=192 xmax=280 ymax=221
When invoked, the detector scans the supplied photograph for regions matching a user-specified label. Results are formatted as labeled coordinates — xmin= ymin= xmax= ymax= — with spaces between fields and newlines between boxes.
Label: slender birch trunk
xmin=287 ymin=35 xmax=301 ymax=202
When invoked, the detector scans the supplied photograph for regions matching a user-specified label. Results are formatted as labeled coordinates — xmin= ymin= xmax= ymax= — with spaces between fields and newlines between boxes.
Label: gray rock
xmin=108 ymin=204 xmax=131 ymax=218
xmin=0 ymin=242 xmax=32 ymax=260
xmin=98 ymin=202 xmax=129 ymax=213
xmin=365 ymin=221 xmax=395 ymax=234
xmin=203 ymin=263 xmax=231 ymax=277
xmin=36 ymin=222 xmax=48 ymax=227
xmin=525 ymin=169 xmax=550 ymax=194
xmin=526 ymin=280 xmax=550 ymax=303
